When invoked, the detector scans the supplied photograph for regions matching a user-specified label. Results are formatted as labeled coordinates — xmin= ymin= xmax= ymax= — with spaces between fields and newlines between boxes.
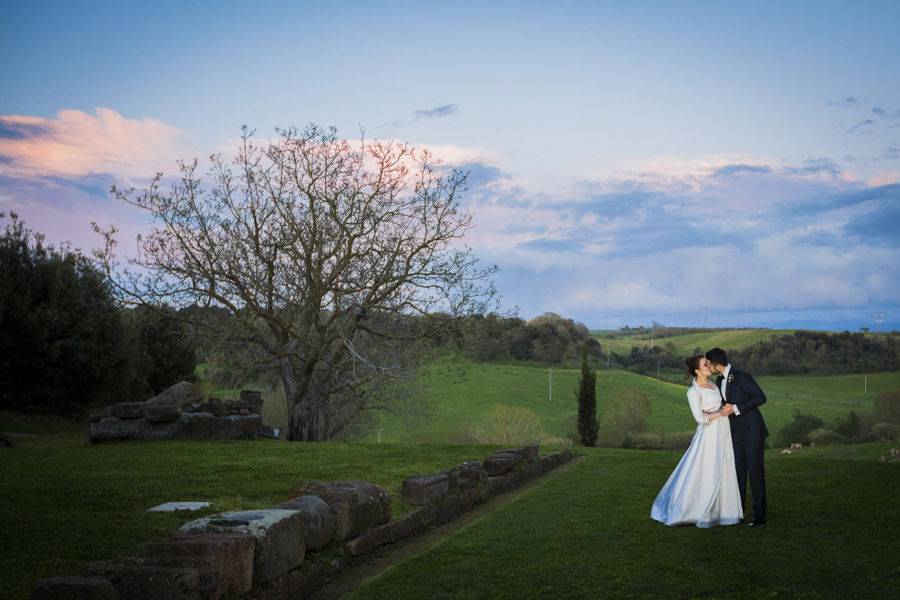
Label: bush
xmin=807 ymin=428 xmax=846 ymax=445
xmin=873 ymin=390 xmax=900 ymax=424
xmin=871 ymin=422 xmax=900 ymax=441
xmin=471 ymin=404 xmax=546 ymax=445
xmin=603 ymin=388 xmax=652 ymax=437
xmin=775 ymin=411 xmax=825 ymax=448
xmin=625 ymin=432 xmax=663 ymax=450
xmin=664 ymin=431 xmax=696 ymax=451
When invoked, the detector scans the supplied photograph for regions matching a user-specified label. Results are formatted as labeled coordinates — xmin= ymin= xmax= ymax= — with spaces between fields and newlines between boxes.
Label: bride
xmin=651 ymin=355 xmax=743 ymax=527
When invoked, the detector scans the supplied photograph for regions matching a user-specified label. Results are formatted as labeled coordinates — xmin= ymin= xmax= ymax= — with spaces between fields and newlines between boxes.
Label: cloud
xmin=0 ymin=107 xmax=186 ymax=180
xmin=847 ymin=119 xmax=874 ymax=134
xmin=828 ymin=97 xmax=865 ymax=107
xmin=413 ymin=104 xmax=459 ymax=120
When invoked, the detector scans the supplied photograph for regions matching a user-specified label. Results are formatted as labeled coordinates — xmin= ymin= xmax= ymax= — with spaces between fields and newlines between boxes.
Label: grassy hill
xmin=370 ymin=353 xmax=900 ymax=445
xmin=590 ymin=328 xmax=800 ymax=356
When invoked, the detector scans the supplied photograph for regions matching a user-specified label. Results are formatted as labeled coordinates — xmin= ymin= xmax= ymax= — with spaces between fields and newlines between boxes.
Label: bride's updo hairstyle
xmin=684 ymin=355 xmax=704 ymax=381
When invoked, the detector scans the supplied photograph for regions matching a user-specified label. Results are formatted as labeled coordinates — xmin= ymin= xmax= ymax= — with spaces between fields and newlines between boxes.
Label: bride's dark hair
xmin=684 ymin=355 xmax=703 ymax=381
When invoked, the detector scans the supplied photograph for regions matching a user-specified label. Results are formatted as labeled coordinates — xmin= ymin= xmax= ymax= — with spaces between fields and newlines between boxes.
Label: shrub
xmin=873 ymin=390 xmax=900 ymax=424
xmin=603 ymin=388 xmax=652 ymax=437
xmin=471 ymin=404 xmax=546 ymax=445
xmin=871 ymin=422 xmax=900 ymax=441
xmin=664 ymin=431 xmax=696 ymax=451
xmin=776 ymin=411 xmax=824 ymax=447
xmin=807 ymin=428 xmax=846 ymax=445
xmin=625 ymin=432 xmax=663 ymax=450
xmin=576 ymin=349 xmax=599 ymax=447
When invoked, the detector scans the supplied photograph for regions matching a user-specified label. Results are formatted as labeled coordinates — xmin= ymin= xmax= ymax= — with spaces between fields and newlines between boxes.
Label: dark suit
xmin=718 ymin=366 xmax=768 ymax=521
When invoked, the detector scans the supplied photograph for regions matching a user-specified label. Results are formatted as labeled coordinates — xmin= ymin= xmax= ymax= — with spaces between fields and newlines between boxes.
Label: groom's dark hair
xmin=705 ymin=347 xmax=729 ymax=366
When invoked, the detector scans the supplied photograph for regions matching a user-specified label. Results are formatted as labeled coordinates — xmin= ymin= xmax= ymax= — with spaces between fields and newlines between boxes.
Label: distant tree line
xmin=728 ymin=330 xmax=900 ymax=375
xmin=0 ymin=214 xmax=197 ymax=415
xmin=601 ymin=323 xmax=760 ymax=340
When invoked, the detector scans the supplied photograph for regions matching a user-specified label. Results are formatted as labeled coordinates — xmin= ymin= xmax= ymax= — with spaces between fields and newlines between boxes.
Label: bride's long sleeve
xmin=687 ymin=388 xmax=710 ymax=425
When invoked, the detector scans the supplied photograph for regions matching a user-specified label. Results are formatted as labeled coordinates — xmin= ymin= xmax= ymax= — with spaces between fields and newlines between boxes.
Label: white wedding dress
xmin=651 ymin=382 xmax=743 ymax=527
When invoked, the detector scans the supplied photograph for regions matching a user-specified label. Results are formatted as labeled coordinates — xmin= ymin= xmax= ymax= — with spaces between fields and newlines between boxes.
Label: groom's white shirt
xmin=720 ymin=363 xmax=741 ymax=415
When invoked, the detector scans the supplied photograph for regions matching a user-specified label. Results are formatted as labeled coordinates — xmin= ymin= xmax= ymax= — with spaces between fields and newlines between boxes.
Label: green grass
xmin=370 ymin=354 xmax=900 ymax=444
xmin=591 ymin=328 xmax=800 ymax=356
xmin=0 ymin=435 xmax=505 ymax=600
xmin=348 ymin=445 xmax=900 ymax=600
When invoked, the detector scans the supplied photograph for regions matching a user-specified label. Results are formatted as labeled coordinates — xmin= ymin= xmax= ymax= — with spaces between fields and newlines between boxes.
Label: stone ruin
xmin=89 ymin=381 xmax=275 ymax=443
xmin=32 ymin=444 xmax=574 ymax=599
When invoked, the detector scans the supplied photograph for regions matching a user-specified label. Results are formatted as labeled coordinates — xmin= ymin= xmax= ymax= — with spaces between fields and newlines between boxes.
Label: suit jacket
xmin=718 ymin=366 xmax=769 ymax=441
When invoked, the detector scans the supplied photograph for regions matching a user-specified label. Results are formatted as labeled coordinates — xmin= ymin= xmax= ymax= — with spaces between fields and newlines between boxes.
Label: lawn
xmin=370 ymin=354 xmax=900 ymax=445
xmin=348 ymin=444 xmax=900 ymax=600
xmin=0 ymin=434 xmax=504 ymax=600
xmin=590 ymin=328 xmax=800 ymax=356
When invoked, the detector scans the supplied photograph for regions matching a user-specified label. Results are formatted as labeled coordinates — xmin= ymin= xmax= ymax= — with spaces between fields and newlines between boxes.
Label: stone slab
xmin=31 ymin=576 xmax=119 ymax=600
xmin=143 ymin=533 xmax=255 ymax=597
xmin=270 ymin=495 xmax=335 ymax=551
xmin=147 ymin=501 xmax=211 ymax=512
xmin=286 ymin=481 xmax=391 ymax=542
xmin=179 ymin=509 xmax=305 ymax=583
xmin=401 ymin=473 xmax=451 ymax=506
xmin=83 ymin=557 xmax=215 ymax=600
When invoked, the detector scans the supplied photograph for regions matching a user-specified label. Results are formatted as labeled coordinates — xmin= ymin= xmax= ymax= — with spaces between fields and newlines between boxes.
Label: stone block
xmin=143 ymin=402 xmax=179 ymax=423
xmin=483 ymin=452 xmax=522 ymax=476
xmin=109 ymin=402 xmax=146 ymax=420
xmin=448 ymin=461 xmax=488 ymax=490
xmin=270 ymin=495 xmax=335 ymax=551
xmin=401 ymin=473 xmax=450 ymax=506
xmin=179 ymin=509 xmax=305 ymax=584
xmin=147 ymin=381 xmax=203 ymax=407
xmin=238 ymin=389 xmax=264 ymax=413
xmin=143 ymin=533 xmax=255 ymax=597
xmin=88 ymin=406 xmax=111 ymax=423
xmin=286 ymin=481 xmax=390 ymax=542
xmin=495 ymin=445 xmax=540 ymax=460
xmin=174 ymin=412 xmax=262 ymax=440
xmin=83 ymin=557 xmax=215 ymax=600
xmin=31 ymin=576 xmax=119 ymax=599
xmin=89 ymin=417 xmax=178 ymax=443
xmin=207 ymin=398 xmax=230 ymax=417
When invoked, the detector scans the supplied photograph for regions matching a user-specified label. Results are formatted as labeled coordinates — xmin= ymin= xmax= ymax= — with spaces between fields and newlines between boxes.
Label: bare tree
xmin=95 ymin=124 xmax=498 ymax=441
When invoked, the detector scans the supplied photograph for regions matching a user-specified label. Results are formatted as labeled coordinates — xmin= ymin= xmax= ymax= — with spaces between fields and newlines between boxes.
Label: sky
xmin=2 ymin=0 xmax=899 ymax=331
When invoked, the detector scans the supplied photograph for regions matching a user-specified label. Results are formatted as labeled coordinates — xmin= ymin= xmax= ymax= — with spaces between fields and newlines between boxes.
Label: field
xmin=590 ymin=328 xmax=800 ymax=356
xmin=1 ymin=432 xmax=898 ymax=600
xmin=348 ymin=446 xmax=900 ymax=599
xmin=369 ymin=353 xmax=900 ymax=445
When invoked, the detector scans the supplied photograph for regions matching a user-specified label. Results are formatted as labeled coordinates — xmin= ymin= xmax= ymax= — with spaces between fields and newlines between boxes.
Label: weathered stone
xmin=174 ymin=412 xmax=262 ymax=440
xmin=286 ymin=481 xmax=390 ymax=542
xmin=495 ymin=445 xmax=540 ymax=460
xmin=238 ymin=389 xmax=264 ymax=413
xmin=180 ymin=509 xmax=305 ymax=584
xmin=146 ymin=381 xmax=203 ymax=407
xmin=207 ymin=398 xmax=230 ymax=417
xmin=238 ymin=408 xmax=251 ymax=416
xmin=448 ymin=461 xmax=488 ymax=490
xmin=0 ymin=432 xmax=15 ymax=448
xmin=143 ymin=402 xmax=179 ymax=423
xmin=143 ymin=533 xmax=255 ymax=597
xmin=109 ymin=402 xmax=146 ymax=419
xmin=31 ymin=576 xmax=119 ymax=599
xmin=270 ymin=495 xmax=335 ymax=551
xmin=483 ymin=452 xmax=522 ymax=476
xmin=401 ymin=473 xmax=451 ymax=506
xmin=83 ymin=557 xmax=215 ymax=600
xmin=88 ymin=406 xmax=111 ymax=423
xmin=89 ymin=417 xmax=178 ymax=443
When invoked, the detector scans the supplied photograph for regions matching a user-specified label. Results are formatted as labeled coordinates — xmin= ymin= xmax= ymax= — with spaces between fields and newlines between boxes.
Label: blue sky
xmin=2 ymin=0 xmax=899 ymax=330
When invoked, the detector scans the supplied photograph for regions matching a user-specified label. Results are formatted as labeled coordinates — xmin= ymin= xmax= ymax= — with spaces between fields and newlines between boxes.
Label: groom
xmin=705 ymin=348 xmax=769 ymax=526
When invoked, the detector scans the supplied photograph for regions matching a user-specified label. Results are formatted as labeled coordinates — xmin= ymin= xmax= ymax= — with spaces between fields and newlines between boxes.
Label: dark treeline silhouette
xmin=729 ymin=330 xmax=900 ymax=375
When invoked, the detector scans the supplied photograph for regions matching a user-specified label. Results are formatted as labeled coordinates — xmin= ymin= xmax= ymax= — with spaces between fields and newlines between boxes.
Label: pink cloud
xmin=0 ymin=107 xmax=185 ymax=180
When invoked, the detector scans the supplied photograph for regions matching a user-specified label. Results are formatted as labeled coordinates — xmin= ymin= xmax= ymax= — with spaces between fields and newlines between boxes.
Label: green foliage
xmin=663 ymin=430 xmax=696 ymax=451
xmin=453 ymin=312 xmax=601 ymax=364
xmin=871 ymin=422 xmax=899 ymax=441
xmin=0 ymin=213 xmax=128 ymax=414
xmin=807 ymin=427 xmax=846 ymax=445
xmin=624 ymin=431 xmax=663 ymax=450
xmin=603 ymin=388 xmax=652 ymax=437
xmin=122 ymin=305 xmax=198 ymax=398
xmin=576 ymin=349 xmax=599 ymax=446
xmin=831 ymin=410 xmax=862 ymax=439
xmin=775 ymin=410 xmax=825 ymax=447
xmin=873 ymin=389 xmax=900 ymax=423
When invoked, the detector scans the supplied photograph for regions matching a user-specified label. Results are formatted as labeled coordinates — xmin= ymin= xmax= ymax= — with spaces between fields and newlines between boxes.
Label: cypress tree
xmin=577 ymin=348 xmax=599 ymax=446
